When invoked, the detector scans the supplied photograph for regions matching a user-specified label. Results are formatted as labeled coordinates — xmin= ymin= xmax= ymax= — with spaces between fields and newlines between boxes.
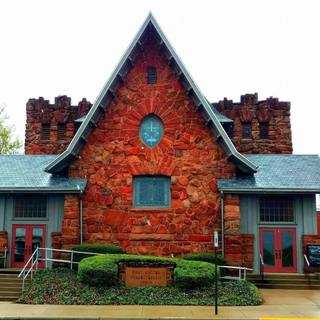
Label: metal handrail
xmin=304 ymin=254 xmax=310 ymax=267
xmin=259 ymin=253 xmax=264 ymax=281
xmin=18 ymin=247 xmax=103 ymax=289
xmin=219 ymin=265 xmax=252 ymax=281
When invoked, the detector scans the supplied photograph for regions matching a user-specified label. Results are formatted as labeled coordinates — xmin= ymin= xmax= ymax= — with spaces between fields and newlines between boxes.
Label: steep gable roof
xmin=45 ymin=13 xmax=257 ymax=174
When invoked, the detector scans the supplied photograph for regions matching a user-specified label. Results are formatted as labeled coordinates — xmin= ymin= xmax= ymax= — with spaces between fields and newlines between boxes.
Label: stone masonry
xmin=215 ymin=93 xmax=293 ymax=154
xmin=25 ymin=96 xmax=91 ymax=155
xmin=67 ymin=36 xmax=236 ymax=258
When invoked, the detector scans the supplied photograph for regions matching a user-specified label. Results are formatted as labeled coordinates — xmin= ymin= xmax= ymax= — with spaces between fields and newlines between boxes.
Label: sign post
xmin=214 ymin=231 xmax=218 ymax=315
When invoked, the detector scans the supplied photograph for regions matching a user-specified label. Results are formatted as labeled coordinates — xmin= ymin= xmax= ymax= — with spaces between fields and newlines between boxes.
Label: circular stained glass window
xmin=139 ymin=114 xmax=164 ymax=148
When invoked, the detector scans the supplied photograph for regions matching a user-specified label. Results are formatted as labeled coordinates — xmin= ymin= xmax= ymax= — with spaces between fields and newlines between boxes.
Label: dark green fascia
xmin=0 ymin=188 xmax=85 ymax=194
xmin=218 ymin=187 xmax=320 ymax=194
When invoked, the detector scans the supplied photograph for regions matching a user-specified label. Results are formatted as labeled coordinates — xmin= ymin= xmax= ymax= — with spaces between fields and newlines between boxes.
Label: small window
xmin=147 ymin=67 xmax=157 ymax=84
xmin=259 ymin=196 xmax=294 ymax=222
xmin=41 ymin=124 xmax=51 ymax=141
xmin=259 ymin=122 xmax=269 ymax=139
xmin=57 ymin=123 xmax=66 ymax=141
xmin=140 ymin=114 xmax=164 ymax=148
xmin=14 ymin=196 xmax=47 ymax=218
xmin=242 ymin=122 xmax=252 ymax=139
xmin=133 ymin=176 xmax=170 ymax=208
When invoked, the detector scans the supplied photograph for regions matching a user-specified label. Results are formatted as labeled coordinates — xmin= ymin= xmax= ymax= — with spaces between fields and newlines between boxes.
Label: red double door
xmin=11 ymin=224 xmax=46 ymax=268
xmin=259 ymin=228 xmax=297 ymax=273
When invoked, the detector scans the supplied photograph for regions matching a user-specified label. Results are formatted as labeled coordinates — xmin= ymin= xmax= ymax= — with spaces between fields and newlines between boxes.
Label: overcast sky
xmin=0 ymin=0 xmax=319 ymax=155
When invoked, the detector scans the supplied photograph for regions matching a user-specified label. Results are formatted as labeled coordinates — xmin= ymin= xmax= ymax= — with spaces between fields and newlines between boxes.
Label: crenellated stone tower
xmin=25 ymin=95 xmax=92 ymax=155
xmin=214 ymin=93 xmax=293 ymax=154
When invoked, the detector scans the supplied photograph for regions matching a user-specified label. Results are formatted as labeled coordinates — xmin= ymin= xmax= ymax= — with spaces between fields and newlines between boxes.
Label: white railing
xmin=18 ymin=247 xmax=103 ymax=288
xmin=304 ymin=254 xmax=310 ymax=267
xmin=219 ymin=265 xmax=252 ymax=281
xmin=259 ymin=253 xmax=265 ymax=281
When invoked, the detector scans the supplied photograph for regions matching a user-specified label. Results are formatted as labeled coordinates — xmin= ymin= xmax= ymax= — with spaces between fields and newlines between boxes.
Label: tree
xmin=0 ymin=105 xmax=22 ymax=154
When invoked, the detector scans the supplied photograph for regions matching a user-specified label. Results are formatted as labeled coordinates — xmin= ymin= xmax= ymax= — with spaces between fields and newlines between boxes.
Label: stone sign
xmin=118 ymin=261 xmax=175 ymax=287
xmin=125 ymin=267 xmax=167 ymax=287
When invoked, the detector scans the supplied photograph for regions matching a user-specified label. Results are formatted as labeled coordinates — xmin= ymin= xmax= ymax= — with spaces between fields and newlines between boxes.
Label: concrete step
xmin=247 ymin=273 xmax=318 ymax=280
xmin=0 ymin=283 xmax=23 ymax=289
xmin=0 ymin=274 xmax=22 ymax=279
xmin=0 ymin=295 xmax=19 ymax=301
xmin=248 ymin=278 xmax=320 ymax=284
xmin=255 ymin=282 xmax=320 ymax=289
xmin=0 ymin=288 xmax=21 ymax=296
xmin=0 ymin=272 xmax=27 ymax=301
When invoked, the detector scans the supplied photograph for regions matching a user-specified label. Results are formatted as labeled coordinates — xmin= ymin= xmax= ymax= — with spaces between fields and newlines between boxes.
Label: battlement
xmin=215 ymin=93 xmax=292 ymax=154
xmin=25 ymin=95 xmax=92 ymax=155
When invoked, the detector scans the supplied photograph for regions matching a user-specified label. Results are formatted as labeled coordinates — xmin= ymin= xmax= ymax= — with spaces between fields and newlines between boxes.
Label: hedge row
xmin=72 ymin=243 xmax=122 ymax=262
xmin=183 ymin=252 xmax=226 ymax=266
xmin=78 ymin=254 xmax=217 ymax=289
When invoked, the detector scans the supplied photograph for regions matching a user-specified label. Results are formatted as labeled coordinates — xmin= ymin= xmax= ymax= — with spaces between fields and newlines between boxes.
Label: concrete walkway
xmin=0 ymin=289 xmax=319 ymax=319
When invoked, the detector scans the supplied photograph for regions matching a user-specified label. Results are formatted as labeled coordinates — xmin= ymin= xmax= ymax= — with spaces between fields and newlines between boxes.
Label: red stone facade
xmin=215 ymin=93 xmax=293 ymax=154
xmin=25 ymin=96 xmax=91 ymax=155
xmin=66 ymin=37 xmax=236 ymax=257
xmin=60 ymin=195 xmax=80 ymax=249
xmin=0 ymin=231 xmax=8 ymax=252
xmin=223 ymin=194 xmax=241 ymax=265
xmin=22 ymin=29 xmax=308 ymax=269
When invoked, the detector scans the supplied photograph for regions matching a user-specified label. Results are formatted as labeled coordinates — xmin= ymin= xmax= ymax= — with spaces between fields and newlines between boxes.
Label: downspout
xmin=79 ymin=192 xmax=83 ymax=245
xmin=220 ymin=191 xmax=224 ymax=257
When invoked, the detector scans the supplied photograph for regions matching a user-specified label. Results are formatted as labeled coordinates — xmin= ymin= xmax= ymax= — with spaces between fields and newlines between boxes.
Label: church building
xmin=0 ymin=14 xmax=319 ymax=273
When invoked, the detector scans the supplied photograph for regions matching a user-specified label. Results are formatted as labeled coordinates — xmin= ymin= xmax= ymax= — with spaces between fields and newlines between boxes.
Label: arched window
xmin=139 ymin=114 xmax=163 ymax=148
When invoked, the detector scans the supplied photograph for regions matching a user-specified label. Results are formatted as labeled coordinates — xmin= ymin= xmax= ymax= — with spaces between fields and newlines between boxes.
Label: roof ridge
xmin=44 ymin=13 xmax=257 ymax=174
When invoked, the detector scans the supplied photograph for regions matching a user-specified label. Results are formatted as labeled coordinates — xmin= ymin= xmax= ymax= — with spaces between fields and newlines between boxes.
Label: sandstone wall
xmin=67 ymin=37 xmax=237 ymax=257
xmin=215 ymin=93 xmax=293 ymax=154
xmin=25 ymin=96 xmax=91 ymax=154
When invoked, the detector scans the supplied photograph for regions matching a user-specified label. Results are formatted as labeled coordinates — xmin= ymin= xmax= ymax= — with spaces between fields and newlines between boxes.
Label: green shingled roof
xmin=0 ymin=155 xmax=86 ymax=193
xmin=218 ymin=154 xmax=320 ymax=193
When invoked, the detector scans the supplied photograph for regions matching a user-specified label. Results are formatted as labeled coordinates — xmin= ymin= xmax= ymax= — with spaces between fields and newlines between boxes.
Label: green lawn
xmin=18 ymin=268 xmax=261 ymax=306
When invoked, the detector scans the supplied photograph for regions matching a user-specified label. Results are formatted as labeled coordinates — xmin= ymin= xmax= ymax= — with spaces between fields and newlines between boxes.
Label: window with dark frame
xmin=259 ymin=196 xmax=294 ymax=222
xmin=57 ymin=123 xmax=67 ymax=141
xmin=133 ymin=176 xmax=170 ymax=208
xmin=242 ymin=122 xmax=252 ymax=139
xmin=259 ymin=122 xmax=269 ymax=139
xmin=41 ymin=124 xmax=51 ymax=141
xmin=147 ymin=67 xmax=157 ymax=84
xmin=14 ymin=196 xmax=47 ymax=218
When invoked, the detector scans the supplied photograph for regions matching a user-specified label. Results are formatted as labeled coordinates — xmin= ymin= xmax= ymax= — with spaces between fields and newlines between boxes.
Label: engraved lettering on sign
xmin=125 ymin=267 xmax=168 ymax=287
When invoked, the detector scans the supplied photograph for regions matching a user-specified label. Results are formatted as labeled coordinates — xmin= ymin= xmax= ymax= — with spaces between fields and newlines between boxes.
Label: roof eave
xmin=218 ymin=187 xmax=320 ymax=194
xmin=0 ymin=188 xmax=85 ymax=194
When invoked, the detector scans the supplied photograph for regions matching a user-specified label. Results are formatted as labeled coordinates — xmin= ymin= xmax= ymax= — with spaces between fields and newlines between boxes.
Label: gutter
xmin=220 ymin=191 xmax=224 ymax=257
xmin=218 ymin=188 xmax=320 ymax=194
xmin=79 ymin=192 xmax=83 ymax=245
xmin=0 ymin=188 xmax=85 ymax=194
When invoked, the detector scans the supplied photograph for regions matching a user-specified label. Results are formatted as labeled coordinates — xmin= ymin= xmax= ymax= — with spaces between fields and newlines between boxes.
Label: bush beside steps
xmin=78 ymin=253 xmax=216 ymax=289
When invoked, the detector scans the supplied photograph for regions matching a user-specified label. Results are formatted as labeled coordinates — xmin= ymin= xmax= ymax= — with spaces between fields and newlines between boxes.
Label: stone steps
xmin=247 ymin=273 xmax=320 ymax=290
xmin=0 ymin=272 xmax=28 ymax=301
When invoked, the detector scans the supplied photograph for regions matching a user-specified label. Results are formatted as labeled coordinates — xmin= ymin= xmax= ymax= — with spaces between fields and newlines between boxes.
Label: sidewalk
xmin=0 ymin=289 xmax=319 ymax=319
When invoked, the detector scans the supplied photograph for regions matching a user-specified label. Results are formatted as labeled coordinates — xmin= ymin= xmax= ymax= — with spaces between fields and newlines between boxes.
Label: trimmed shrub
xmin=72 ymin=243 xmax=123 ymax=263
xmin=78 ymin=254 xmax=216 ymax=289
xmin=174 ymin=259 xmax=215 ymax=289
xmin=183 ymin=252 xmax=226 ymax=266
